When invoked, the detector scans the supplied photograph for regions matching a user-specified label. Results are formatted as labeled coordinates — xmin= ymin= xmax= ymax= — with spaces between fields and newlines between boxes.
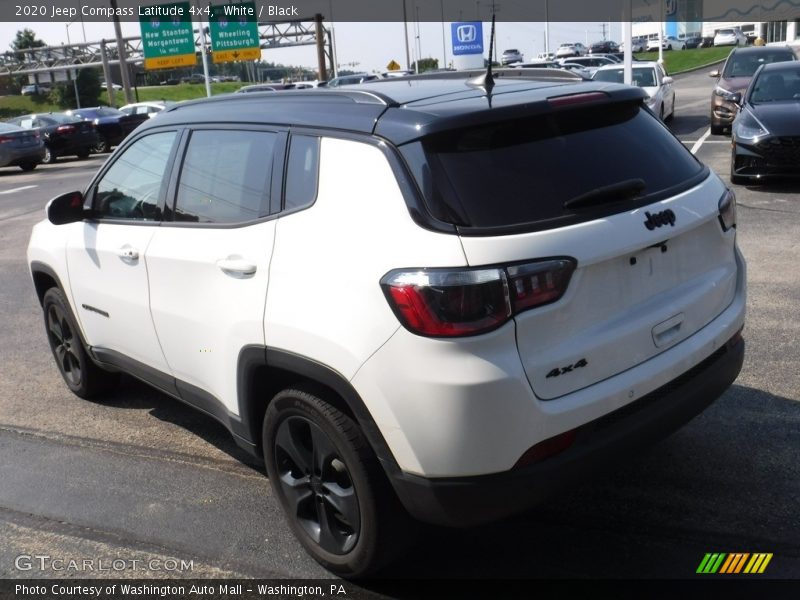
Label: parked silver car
xmin=501 ymin=49 xmax=524 ymax=65
xmin=0 ymin=122 xmax=45 ymax=171
xmin=593 ymin=61 xmax=676 ymax=121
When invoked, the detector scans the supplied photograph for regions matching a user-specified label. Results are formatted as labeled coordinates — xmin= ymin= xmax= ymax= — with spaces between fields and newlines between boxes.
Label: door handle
xmin=117 ymin=245 xmax=139 ymax=261
xmin=216 ymin=257 xmax=257 ymax=277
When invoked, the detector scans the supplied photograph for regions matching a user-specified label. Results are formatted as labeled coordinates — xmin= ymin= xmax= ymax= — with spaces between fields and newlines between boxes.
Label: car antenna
xmin=467 ymin=13 xmax=496 ymax=97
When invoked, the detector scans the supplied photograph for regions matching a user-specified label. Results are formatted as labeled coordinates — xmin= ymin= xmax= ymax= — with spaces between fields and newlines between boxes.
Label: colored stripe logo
xmin=697 ymin=553 xmax=773 ymax=574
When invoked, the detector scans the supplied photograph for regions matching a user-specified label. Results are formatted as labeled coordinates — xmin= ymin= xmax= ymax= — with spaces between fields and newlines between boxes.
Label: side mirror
xmin=662 ymin=76 xmax=674 ymax=85
xmin=709 ymin=69 xmax=720 ymax=78
xmin=47 ymin=191 xmax=88 ymax=225
xmin=730 ymin=92 xmax=743 ymax=105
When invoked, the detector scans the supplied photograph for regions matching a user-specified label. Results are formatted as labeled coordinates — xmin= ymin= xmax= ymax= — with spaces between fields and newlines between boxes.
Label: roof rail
xmin=381 ymin=67 xmax=584 ymax=83
xmin=168 ymin=88 xmax=394 ymax=113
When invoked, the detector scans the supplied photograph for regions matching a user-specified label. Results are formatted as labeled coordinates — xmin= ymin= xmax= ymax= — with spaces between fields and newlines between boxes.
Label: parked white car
xmin=592 ymin=61 xmax=676 ymax=121
xmin=119 ymin=101 xmax=177 ymax=119
xmin=555 ymin=42 xmax=588 ymax=58
xmin=647 ymin=36 xmax=686 ymax=51
xmin=714 ymin=28 xmax=748 ymax=47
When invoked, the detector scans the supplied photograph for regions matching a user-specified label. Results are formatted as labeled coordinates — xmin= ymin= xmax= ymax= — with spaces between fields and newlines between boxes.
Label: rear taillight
xmin=718 ymin=188 xmax=736 ymax=232
xmin=0 ymin=136 xmax=12 ymax=144
xmin=381 ymin=259 xmax=576 ymax=338
xmin=55 ymin=125 xmax=76 ymax=133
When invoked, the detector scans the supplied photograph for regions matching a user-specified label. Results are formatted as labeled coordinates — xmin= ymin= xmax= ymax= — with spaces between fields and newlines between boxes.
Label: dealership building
xmin=632 ymin=0 xmax=800 ymax=44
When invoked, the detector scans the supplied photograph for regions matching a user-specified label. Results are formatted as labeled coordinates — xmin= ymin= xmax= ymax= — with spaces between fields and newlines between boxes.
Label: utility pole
xmin=402 ymin=0 xmax=411 ymax=71
xmin=110 ymin=0 xmax=133 ymax=104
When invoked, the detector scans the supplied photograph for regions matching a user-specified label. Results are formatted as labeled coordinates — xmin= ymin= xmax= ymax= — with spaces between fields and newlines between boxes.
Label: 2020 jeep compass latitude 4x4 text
xmin=28 ymin=72 xmax=745 ymax=576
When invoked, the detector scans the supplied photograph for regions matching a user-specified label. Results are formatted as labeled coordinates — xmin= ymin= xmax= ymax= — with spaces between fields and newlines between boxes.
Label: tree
xmin=411 ymin=57 xmax=439 ymax=73
xmin=11 ymin=28 xmax=46 ymax=52
xmin=49 ymin=69 xmax=102 ymax=109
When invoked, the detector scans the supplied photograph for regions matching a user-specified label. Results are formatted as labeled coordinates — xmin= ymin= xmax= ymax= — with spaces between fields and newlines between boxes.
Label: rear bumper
xmin=0 ymin=145 xmax=45 ymax=166
xmin=390 ymin=335 xmax=744 ymax=527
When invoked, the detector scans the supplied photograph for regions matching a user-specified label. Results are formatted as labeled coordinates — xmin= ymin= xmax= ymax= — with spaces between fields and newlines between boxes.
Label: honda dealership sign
xmin=451 ymin=21 xmax=484 ymax=69
xmin=451 ymin=22 xmax=483 ymax=55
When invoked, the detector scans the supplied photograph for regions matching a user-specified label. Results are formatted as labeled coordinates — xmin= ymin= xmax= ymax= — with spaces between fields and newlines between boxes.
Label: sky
xmin=0 ymin=20 xmax=623 ymax=74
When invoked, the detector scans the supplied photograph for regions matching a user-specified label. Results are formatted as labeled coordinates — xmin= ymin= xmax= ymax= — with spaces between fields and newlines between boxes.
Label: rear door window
xmin=401 ymin=102 xmax=705 ymax=231
xmin=174 ymin=129 xmax=277 ymax=224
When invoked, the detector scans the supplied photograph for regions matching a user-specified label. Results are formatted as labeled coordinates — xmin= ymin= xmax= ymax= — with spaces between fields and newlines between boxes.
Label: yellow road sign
xmin=386 ymin=60 xmax=401 ymax=71
xmin=212 ymin=48 xmax=261 ymax=63
xmin=144 ymin=53 xmax=197 ymax=70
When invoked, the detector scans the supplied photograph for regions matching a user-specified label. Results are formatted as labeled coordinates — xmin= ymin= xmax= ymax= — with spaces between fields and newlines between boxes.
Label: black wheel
xmin=92 ymin=137 xmax=110 ymax=153
xmin=42 ymin=288 xmax=118 ymax=399
xmin=19 ymin=162 xmax=37 ymax=171
xmin=77 ymin=147 xmax=91 ymax=159
xmin=710 ymin=121 xmax=725 ymax=135
xmin=41 ymin=146 xmax=56 ymax=164
xmin=263 ymin=386 xmax=414 ymax=577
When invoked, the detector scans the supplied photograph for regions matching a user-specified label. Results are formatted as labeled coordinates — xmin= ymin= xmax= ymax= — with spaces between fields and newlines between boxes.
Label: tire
xmin=41 ymin=145 xmax=56 ymax=164
xmin=77 ymin=147 xmax=91 ymax=159
xmin=92 ymin=138 xmax=110 ymax=154
xmin=263 ymin=386 xmax=414 ymax=577
xmin=666 ymin=94 xmax=676 ymax=122
xmin=710 ymin=121 xmax=725 ymax=135
xmin=18 ymin=162 xmax=37 ymax=171
xmin=42 ymin=288 xmax=119 ymax=399
xmin=659 ymin=104 xmax=664 ymax=121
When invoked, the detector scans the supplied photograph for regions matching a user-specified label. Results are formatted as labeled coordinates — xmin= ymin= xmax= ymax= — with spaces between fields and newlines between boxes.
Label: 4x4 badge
xmin=546 ymin=358 xmax=588 ymax=378
xmin=644 ymin=209 xmax=676 ymax=230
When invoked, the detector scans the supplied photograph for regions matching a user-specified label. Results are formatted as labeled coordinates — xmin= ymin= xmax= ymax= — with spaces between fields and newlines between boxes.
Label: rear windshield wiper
xmin=563 ymin=178 xmax=646 ymax=210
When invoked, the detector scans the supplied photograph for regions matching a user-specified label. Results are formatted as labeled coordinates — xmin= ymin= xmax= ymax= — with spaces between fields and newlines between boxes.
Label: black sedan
xmin=66 ymin=106 xmax=148 ymax=153
xmin=731 ymin=62 xmax=800 ymax=183
xmin=684 ymin=36 xmax=703 ymax=49
xmin=589 ymin=40 xmax=619 ymax=54
xmin=5 ymin=113 xmax=98 ymax=164
xmin=0 ymin=122 xmax=45 ymax=171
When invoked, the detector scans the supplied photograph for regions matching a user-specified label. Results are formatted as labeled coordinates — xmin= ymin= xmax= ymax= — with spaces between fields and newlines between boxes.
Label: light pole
xmin=440 ymin=0 xmax=447 ymax=70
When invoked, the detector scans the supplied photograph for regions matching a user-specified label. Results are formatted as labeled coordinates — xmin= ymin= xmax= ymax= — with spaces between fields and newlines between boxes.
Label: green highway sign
xmin=209 ymin=2 xmax=260 ymax=63
xmin=139 ymin=2 xmax=196 ymax=70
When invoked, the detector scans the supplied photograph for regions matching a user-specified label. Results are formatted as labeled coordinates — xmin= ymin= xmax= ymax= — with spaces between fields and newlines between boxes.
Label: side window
xmin=174 ymin=130 xmax=276 ymax=223
xmin=284 ymin=135 xmax=320 ymax=212
xmin=93 ymin=131 xmax=176 ymax=220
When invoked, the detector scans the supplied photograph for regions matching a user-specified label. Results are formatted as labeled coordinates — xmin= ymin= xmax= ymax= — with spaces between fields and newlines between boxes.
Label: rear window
xmin=400 ymin=102 xmax=705 ymax=231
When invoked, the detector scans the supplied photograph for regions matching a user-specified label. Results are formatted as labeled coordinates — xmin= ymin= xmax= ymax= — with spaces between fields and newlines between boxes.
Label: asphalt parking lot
xmin=0 ymin=67 xmax=798 ymax=587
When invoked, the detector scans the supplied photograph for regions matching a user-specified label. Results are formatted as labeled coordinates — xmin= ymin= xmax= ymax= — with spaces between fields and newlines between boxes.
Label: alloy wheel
xmin=46 ymin=303 xmax=82 ymax=387
xmin=273 ymin=416 xmax=360 ymax=555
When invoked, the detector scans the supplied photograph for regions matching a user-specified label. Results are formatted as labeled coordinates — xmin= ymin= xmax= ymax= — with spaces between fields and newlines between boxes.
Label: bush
xmin=47 ymin=69 xmax=102 ymax=109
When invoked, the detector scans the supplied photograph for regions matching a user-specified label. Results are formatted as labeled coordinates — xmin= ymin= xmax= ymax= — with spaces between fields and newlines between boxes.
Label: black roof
xmin=148 ymin=70 xmax=647 ymax=145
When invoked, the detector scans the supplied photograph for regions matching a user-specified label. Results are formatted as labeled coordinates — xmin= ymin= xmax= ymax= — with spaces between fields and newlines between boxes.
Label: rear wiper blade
xmin=563 ymin=178 xmax=646 ymax=210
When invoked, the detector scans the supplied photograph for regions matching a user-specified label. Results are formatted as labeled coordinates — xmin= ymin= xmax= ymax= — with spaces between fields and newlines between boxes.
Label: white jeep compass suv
xmin=28 ymin=70 xmax=746 ymax=576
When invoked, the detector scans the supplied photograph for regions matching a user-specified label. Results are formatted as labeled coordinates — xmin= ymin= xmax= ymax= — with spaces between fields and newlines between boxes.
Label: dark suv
xmin=709 ymin=45 xmax=797 ymax=134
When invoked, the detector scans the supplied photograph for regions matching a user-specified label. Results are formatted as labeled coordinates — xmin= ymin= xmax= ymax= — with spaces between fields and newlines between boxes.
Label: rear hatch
xmin=399 ymin=97 xmax=738 ymax=400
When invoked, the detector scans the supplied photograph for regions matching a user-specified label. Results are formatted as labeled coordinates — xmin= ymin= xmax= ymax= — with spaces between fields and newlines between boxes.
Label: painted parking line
xmin=0 ymin=185 xmax=37 ymax=195
xmin=690 ymin=128 xmax=712 ymax=154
